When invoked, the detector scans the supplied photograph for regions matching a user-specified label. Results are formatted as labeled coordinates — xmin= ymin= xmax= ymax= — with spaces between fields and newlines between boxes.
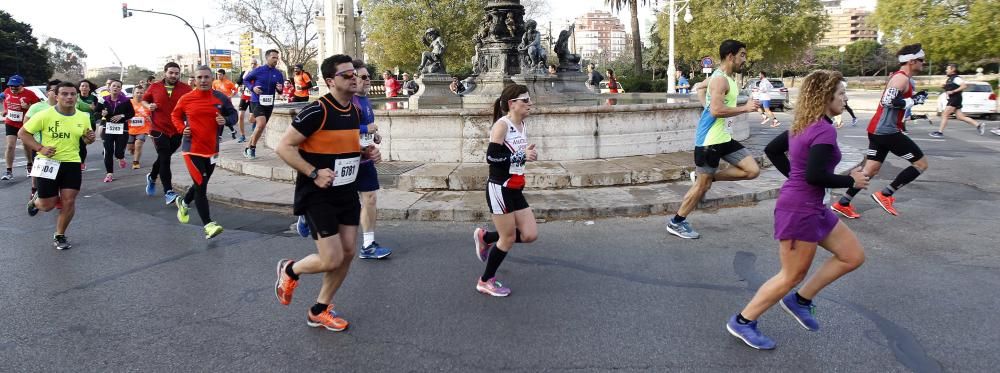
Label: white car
xmin=936 ymin=81 xmax=997 ymax=119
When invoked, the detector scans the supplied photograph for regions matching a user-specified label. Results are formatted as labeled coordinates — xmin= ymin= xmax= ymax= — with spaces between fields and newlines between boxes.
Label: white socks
xmin=363 ymin=232 xmax=375 ymax=248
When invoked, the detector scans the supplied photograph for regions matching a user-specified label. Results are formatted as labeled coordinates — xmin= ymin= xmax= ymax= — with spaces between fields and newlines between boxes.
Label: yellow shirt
xmin=22 ymin=107 xmax=90 ymax=163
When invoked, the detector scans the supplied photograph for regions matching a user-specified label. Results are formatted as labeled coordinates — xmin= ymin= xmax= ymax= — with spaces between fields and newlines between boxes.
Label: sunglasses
xmin=335 ymin=70 xmax=356 ymax=79
xmin=915 ymin=58 xmax=925 ymax=63
xmin=9 ymin=85 xmax=22 ymax=88
xmin=357 ymin=74 xmax=370 ymax=81
xmin=510 ymin=97 xmax=532 ymax=104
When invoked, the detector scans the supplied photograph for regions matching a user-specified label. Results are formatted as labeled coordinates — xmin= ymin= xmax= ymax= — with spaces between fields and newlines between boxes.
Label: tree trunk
xmin=630 ymin=0 xmax=642 ymax=76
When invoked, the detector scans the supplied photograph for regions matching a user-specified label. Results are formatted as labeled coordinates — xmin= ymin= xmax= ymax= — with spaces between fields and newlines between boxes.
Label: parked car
xmin=936 ymin=81 xmax=997 ymax=119
xmin=24 ymin=85 xmax=47 ymax=100
xmin=599 ymin=81 xmax=626 ymax=94
xmin=741 ymin=78 xmax=788 ymax=111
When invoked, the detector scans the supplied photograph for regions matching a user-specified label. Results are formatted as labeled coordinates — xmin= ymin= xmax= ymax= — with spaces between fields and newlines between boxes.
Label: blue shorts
xmin=356 ymin=161 xmax=379 ymax=192
xmin=760 ymin=100 xmax=771 ymax=109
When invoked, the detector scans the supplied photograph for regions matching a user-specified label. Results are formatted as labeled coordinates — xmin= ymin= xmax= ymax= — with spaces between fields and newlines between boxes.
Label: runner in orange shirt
xmin=292 ymin=64 xmax=313 ymax=103
xmin=128 ymin=85 xmax=152 ymax=169
xmin=213 ymin=69 xmax=240 ymax=139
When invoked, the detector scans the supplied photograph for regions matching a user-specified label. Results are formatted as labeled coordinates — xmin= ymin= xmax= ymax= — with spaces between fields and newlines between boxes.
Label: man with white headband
xmin=832 ymin=43 xmax=930 ymax=219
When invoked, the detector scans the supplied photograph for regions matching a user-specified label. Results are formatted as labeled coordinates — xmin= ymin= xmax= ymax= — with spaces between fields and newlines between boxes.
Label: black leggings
xmin=182 ymin=154 xmax=216 ymax=225
xmin=79 ymin=122 xmax=95 ymax=163
xmin=150 ymin=133 xmax=182 ymax=192
xmin=844 ymin=104 xmax=856 ymax=120
xmin=102 ymin=132 xmax=128 ymax=173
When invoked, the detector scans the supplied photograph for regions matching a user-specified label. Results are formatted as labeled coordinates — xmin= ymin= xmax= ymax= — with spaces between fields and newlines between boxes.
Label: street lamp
xmin=661 ymin=0 xmax=693 ymax=94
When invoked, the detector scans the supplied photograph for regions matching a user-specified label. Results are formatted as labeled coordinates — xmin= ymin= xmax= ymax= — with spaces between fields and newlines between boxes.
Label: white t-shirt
xmin=757 ymin=78 xmax=773 ymax=94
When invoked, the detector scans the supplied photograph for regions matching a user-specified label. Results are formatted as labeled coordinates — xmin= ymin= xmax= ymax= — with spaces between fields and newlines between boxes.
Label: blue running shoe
xmin=359 ymin=242 xmax=391 ymax=259
xmin=666 ymin=219 xmax=700 ymax=239
xmin=237 ymin=135 xmax=246 ymax=143
xmin=295 ymin=215 xmax=310 ymax=237
xmin=726 ymin=314 xmax=776 ymax=350
xmin=780 ymin=292 xmax=819 ymax=331
xmin=145 ymin=173 xmax=156 ymax=196
xmin=164 ymin=190 xmax=179 ymax=205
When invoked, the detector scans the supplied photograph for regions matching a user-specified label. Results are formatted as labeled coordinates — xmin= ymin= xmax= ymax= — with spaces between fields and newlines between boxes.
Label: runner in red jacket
xmin=141 ymin=62 xmax=193 ymax=204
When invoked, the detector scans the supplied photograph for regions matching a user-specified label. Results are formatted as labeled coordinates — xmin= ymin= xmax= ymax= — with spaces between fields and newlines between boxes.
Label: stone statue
xmin=519 ymin=20 xmax=546 ymax=69
xmin=555 ymin=25 xmax=581 ymax=71
xmin=419 ymin=28 xmax=446 ymax=74
xmin=505 ymin=12 xmax=516 ymax=37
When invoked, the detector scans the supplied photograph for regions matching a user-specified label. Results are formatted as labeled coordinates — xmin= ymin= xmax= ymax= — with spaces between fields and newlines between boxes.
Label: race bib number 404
xmin=259 ymin=95 xmax=274 ymax=106
xmin=30 ymin=158 xmax=60 ymax=180
xmin=332 ymin=157 xmax=360 ymax=186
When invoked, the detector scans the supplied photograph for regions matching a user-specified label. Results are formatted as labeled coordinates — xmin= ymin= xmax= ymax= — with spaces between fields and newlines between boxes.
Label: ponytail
xmin=493 ymin=84 xmax=528 ymax=123
xmin=492 ymin=98 xmax=505 ymax=122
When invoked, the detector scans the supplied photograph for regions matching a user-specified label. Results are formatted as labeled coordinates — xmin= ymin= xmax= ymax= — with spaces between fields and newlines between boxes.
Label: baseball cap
xmin=294 ymin=64 xmax=303 ymax=69
xmin=8 ymin=75 xmax=24 ymax=86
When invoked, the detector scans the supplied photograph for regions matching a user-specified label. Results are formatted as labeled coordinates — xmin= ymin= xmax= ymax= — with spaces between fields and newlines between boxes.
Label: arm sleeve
xmin=486 ymin=142 xmax=510 ymax=165
xmin=805 ymin=144 xmax=854 ymax=188
xmin=170 ymin=97 xmax=187 ymax=133
xmin=881 ymin=87 xmax=913 ymax=110
xmin=245 ymin=69 xmax=260 ymax=88
xmin=290 ymin=104 xmax=323 ymax=137
xmin=764 ymin=131 xmax=790 ymax=177
xmin=121 ymin=100 xmax=135 ymax=122
xmin=142 ymin=88 xmax=154 ymax=105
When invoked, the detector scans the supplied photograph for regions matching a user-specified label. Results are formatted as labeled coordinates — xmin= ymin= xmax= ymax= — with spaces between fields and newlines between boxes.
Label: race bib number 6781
xmin=331 ymin=157 xmax=360 ymax=186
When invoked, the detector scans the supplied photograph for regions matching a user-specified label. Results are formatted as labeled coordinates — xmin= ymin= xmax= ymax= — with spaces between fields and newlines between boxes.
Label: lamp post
xmin=664 ymin=0 xmax=693 ymax=94
xmin=122 ymin=3 xmax=202 ymax=67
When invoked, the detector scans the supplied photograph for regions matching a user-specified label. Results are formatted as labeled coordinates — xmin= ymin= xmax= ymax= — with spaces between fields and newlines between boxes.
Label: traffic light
xmin=122 ymin=3 xmax=131 ymax=18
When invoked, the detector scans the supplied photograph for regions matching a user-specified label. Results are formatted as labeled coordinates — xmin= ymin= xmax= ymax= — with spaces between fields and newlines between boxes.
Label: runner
xmin=127 ymin=85 xmax=152 ymax=169
xmin=726 ymin=69 xmax=868 ymax=350
xmin=236 ymin=59 xmax=259 ymax=143
xmin=272 ymin=54 xmax=382 ymax=331
xmin=832 ymin=80 xmax=858 ymax=129
xmin=470 ymin=84 xmax=539 ymax=297
xmin=212 ymin=69 xmax=240 ymax=139
xmin=2 ymin=75 xmax=41 ymax=180
xmin=77 ymin=80 xmax=100 ymax=171
xmin=756 ymin=71 xmax=780 ymax=128
xmin=831 ymin=43 xmax=930 ymax=219
xmin=930 ymin=63 xmax=985 ymax=138
xmin=171 ymin=65 xmax=238 ymax=239
xmin=291 ymin=64 xmax=313 ymax=103
xmin=243 ymin=50 xmax=285 ymax=159
xmin=666 ymin=40 xmax=761 ymax=239
xmin=21 ymin=81 xmax=97 ymax=250
xmin=24 ymin=80 xmax=62 ymax=198
xmin=96 ymin=79 xmax=134 ymax=182
xmin=352 ymin=60 xmax=391 ymax=259
xmin=142 ymin=62 xmax=193 ymax=204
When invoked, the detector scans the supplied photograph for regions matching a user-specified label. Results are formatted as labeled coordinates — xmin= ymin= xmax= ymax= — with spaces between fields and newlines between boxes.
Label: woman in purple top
xmin=726 ymin=70 xmax=871 ymax=350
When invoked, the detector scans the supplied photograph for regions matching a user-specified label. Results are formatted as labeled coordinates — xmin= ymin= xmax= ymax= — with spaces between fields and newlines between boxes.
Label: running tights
xmin=183 ymin=154 xmax=216 ymax=225
xmin=840 ymin=166 xmax=923 ymax=204
xmin=102 ymin=133 xmax=128 ymax=173
xmin=150 ymin=134 xmax=182 ymax=192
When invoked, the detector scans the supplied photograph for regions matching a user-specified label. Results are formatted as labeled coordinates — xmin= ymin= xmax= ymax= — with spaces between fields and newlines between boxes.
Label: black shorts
xmin=290 ymin=96 xmax=309 ymax=103
xmin=238 ymin=98 xmax=250 ymax=111
xmin=35 ymin=162 xmax=82 ymax=198
xmin=356 ymin=161 xmax=380 ymax=192
xmin=5 ymin=124 xmax=19 ymax=136
xmin=251 ymin=103 xmax=274 ymax=120
xmin=486 ymin=181 xmax=529 ymax=215
xmin=946 ymin=94 xmax=962 ymax=109
xmin=302 ymin=199 xmax=361 ymax=240
xmin=866 ymin=132 xmax=924 ymax=163
xmin=693 ymin=139 xmax=752 ymax=175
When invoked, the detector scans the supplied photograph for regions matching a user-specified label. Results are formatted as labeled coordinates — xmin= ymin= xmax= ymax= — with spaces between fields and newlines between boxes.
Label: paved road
xmin=1 ymin=113 xmax=998 ymax=372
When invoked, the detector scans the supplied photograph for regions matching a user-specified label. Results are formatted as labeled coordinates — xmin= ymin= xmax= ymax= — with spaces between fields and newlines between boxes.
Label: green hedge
xmin=618 ymin=76 xmax=667 ymax=93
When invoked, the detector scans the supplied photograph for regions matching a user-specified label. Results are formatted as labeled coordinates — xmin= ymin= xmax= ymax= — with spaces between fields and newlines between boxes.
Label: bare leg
xmin=4 ymin=136 xmax=15 ymax=170
xmin=713 ymin=156 xmax=760 ymax=182
xmin=740 ymin=239 xmax=817 ymax=320
xmin=360 ymin=191 xmax=377 ymax=235
xmin=676 ymin=173 xmax=713 ymax=218
xmin=797 ymin=221 xmax=865 ymax=299
xmin=248 ymin=116 xmax=268 ymax=147
xmin=55 ymin=189 xmax=79 ymax=235
xmin=289 ymin=225 xmax=359 ymax=304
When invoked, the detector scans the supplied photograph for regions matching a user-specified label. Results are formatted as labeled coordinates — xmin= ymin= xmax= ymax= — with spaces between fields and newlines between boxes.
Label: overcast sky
xmin=6 ymin=0 xmax=874 ymax=70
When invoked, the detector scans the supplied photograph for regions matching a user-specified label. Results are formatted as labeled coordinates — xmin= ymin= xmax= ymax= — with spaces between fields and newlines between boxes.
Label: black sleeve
xmin=486 ymin=142 xmax=510 ymax=164
xmin=290 ymin=103 xmax=324 ymax=137
xmin=216 ymin=92 xmax=238 ymax=126
xmin=806 ymin=144 xmax=854 ymax=188
xmin=120 ymin=100 xmax=135 ymax=122
xmin=764 ymin=131 xmax=790 ymax=177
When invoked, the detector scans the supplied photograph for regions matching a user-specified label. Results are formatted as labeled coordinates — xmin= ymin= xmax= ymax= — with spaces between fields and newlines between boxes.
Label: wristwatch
xmin=308 ymin=168 xmax=318 ymax=179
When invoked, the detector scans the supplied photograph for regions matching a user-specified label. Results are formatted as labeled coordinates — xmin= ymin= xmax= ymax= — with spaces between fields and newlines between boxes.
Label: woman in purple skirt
xmin=726 ymin=70 xmax=871 ymax=350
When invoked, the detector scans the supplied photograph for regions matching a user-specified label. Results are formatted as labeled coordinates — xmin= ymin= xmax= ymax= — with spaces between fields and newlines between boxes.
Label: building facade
xmin=573 ymin=10 xmax=629 ymax=61
xmin=819 ymin=5 xmax=878 ymax=47
xmin=315 ymin=0 xmax=363 ymax=75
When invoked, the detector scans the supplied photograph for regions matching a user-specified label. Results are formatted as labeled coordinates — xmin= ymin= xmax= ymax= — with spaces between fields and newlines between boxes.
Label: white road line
xmin=842 ymin=135 xmax=946 ymax=142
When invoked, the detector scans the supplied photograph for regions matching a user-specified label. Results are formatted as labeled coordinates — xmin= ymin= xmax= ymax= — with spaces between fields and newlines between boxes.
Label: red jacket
xmin=172 ymin=89 xmax=238 ymax=157
xmin=142 ymin=80 xmax=193 ymax=136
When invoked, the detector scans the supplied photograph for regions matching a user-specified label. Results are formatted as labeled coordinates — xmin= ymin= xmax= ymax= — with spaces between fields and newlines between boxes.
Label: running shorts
xmin=290 ymin=96 xmax=309 ymax=103
xmin=302 ymin=199 xmax=361 ymax=240
xmin=760 ymin=100 xmax=771 ymax=109
xmin=128 ymin=134 xmax=148 ymax=143
xmin=35 ymin=162 xmax=83 ymax=198
xmin=946 ymin=94 xmax=962 ymax=109
xmin=486 ymin=181 xmax=529 ymax=215
xmin=5 ymin=124 xmax=19 ymax=136
xmin=866 ymin=132 xmax=923 ymax=163
xmin=251 ymin=102 xmax=274 ymax=120
xmin=238 ymin=98 xmax=251 ymax=111
xmin=356 ymin=160 xmax=379 ymax=192
xmin=694 ymin=139 xmax=752 ymax=175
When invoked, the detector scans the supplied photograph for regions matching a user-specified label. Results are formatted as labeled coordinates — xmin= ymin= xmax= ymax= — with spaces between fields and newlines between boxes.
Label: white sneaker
xmin=0 ymin=171 xmax=12 ymax=180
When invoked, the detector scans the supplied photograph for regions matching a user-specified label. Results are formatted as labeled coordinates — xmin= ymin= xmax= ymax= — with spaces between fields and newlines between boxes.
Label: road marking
xmin=842 ymin=135 xmax=946 ymax=142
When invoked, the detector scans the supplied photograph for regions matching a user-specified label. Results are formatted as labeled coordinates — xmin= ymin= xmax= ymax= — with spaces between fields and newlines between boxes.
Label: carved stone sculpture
xmin=519 ymin=20 xmax=546 ymax=70
xmin=419 ymin=28 xmax=446 ymax=74
xmin=555 ymin=25 xmax=581 ymax=71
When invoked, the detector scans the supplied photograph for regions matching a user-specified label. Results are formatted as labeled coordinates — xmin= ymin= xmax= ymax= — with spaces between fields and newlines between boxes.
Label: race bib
xmin=725 ymin=118 xmax=735 ymax=134
xmin=259 ymin=95 xmax=274 ymax=106
xmin=332 ymin=157 xmax=360 ymax=186
xmin=30 ymin=157 xmax=60 ymax=180
xmin=509 ymin=148 xmax=527 ymax=175
xmin=360 ymin=133 xmax=375 ymax=147
xmin=105 ymin=122 xmax=124 ymax=134
xmin=6 ymin=110 xmax=24 ymax=122
xmin=210 ymin=154 xmax=219 ymax=165
xmin=129 ymin=117 xmax=145 ymax=127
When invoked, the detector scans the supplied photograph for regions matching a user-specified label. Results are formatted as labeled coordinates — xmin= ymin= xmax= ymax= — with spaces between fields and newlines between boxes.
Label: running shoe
xmin=760 ymin=117 xmax=769 ymax=125
xmin=27 ymin=198 xmax=39 ymax=217
xmin=977 ymin=123 xmax=985 ymax=135
xmin=53 ymin=234 xmax=72 ymax=250
xmin=295 ymin=215 xmax=310 ymax=237
xmin=306 ymin=305 xmax=349 ymax=332
xmin=689 ymin=170 xmax=697 ymax=183
xmin=231 ymin=129 xmax=237 ymax=139
xmin=204 ymin=222 xmax=223 ymax=239
xmin=928 ymin=131 xmax=944 ymax=138
xmin=275 ymin=259 xmax=298 ymax=305
xmin=248 ymin=147 xmax=256 ymax=159
xmin=725 ymin=314 xmax=775 ymax=350
xmin=176 ymin=198 xmax=190 ymax=224
xmin=359 ymin=242 xmax=392 ymax=259
xmin=665 ymin=219 xmax=700 ymax=239
xmin=0 ymin=170 xmax=12 ymax=180
xmin=473 ymin=227 xmax=491 ymax=262
xmin=830 ymin=202 xmax=861 ymax=219
xmin=769 ymin=119 xmax=781 ymax=128
xmin=871 ymin=191 xmax=898 ymax=216
xmin=119 ymin=159 xmax=127 ymax=169
xmin=145 ymin=173 xmax=156 ymax=196
xmin=476 ymin=277 xmax=511 ymax=297
xmin=851 ymin=117 xmax=858 ymax=126
xmin=780 ymin=292 xmax=820 ymax=331
xmin=132 ymin=161 xmax=140 ymax=170
xmin=237 ymin=135 xmax=246 ymax=143
xmin=103 ymin=174 xmax=114 ymax=183
xmin=164 ymin=190 xmax=179 ymax=205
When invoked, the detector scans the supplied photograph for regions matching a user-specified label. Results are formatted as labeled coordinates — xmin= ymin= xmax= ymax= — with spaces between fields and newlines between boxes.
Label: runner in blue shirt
xmin=243 ymin=49 xmax=285 ymax=159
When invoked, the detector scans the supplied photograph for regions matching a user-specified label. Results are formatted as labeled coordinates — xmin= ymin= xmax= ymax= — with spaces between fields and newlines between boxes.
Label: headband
xmin=898 ymin=50 xmax=925 ymax=63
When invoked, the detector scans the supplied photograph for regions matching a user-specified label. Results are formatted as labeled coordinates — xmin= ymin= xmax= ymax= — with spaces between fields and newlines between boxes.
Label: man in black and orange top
xmin=272 ymin=54 xmax=381 ymax=332
xmin=170 ymin=65 xmax=238 ymax=239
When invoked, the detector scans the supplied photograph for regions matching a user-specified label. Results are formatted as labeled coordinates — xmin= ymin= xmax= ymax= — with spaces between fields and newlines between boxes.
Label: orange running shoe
xmin=830 ymin=202 xmax=861 ymax=219
xmin=275 ymin=259 xmax=298 ymax=305
xmin=306 ymin=305 xmax=349 ymax=332
xmin=871 ymin=191 xmax=898 ymax=216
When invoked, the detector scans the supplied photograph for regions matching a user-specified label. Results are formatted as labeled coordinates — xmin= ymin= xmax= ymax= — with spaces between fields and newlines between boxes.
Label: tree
xmin=217 ymin=0 xmax=318 ymax=77
xmin=656 ymin=0 xmax=828 ymax=77
xmin=873 ymin=0 xmax=1000 ymax=69
xmin=43 ymin=38 xmax=87 ymax=82
xmin=123 ymin=65 xmax=156 ymax=85
xmin=605 ymin=0 xmax=650 ymax=76
xmin=0 ymin=11 xmax=53 ymax=85
xmin=843 ymin=40 xmax=892 ymax=76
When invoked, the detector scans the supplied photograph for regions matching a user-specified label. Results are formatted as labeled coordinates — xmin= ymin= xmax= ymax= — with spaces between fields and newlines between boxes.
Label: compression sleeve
xmin=881 ymin=87 xmax=913 ymax=110
xmin=805 ymin=144 xmax=854 ymax=188
xmin=486 ymin=142 xmax=510 ymax=164
xmin=764 ymin=131 xmax=790 ymax=177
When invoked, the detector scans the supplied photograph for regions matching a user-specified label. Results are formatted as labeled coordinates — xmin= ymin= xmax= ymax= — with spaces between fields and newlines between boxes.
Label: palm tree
xmin=606 ymin=0 xmax=651 ymax=75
